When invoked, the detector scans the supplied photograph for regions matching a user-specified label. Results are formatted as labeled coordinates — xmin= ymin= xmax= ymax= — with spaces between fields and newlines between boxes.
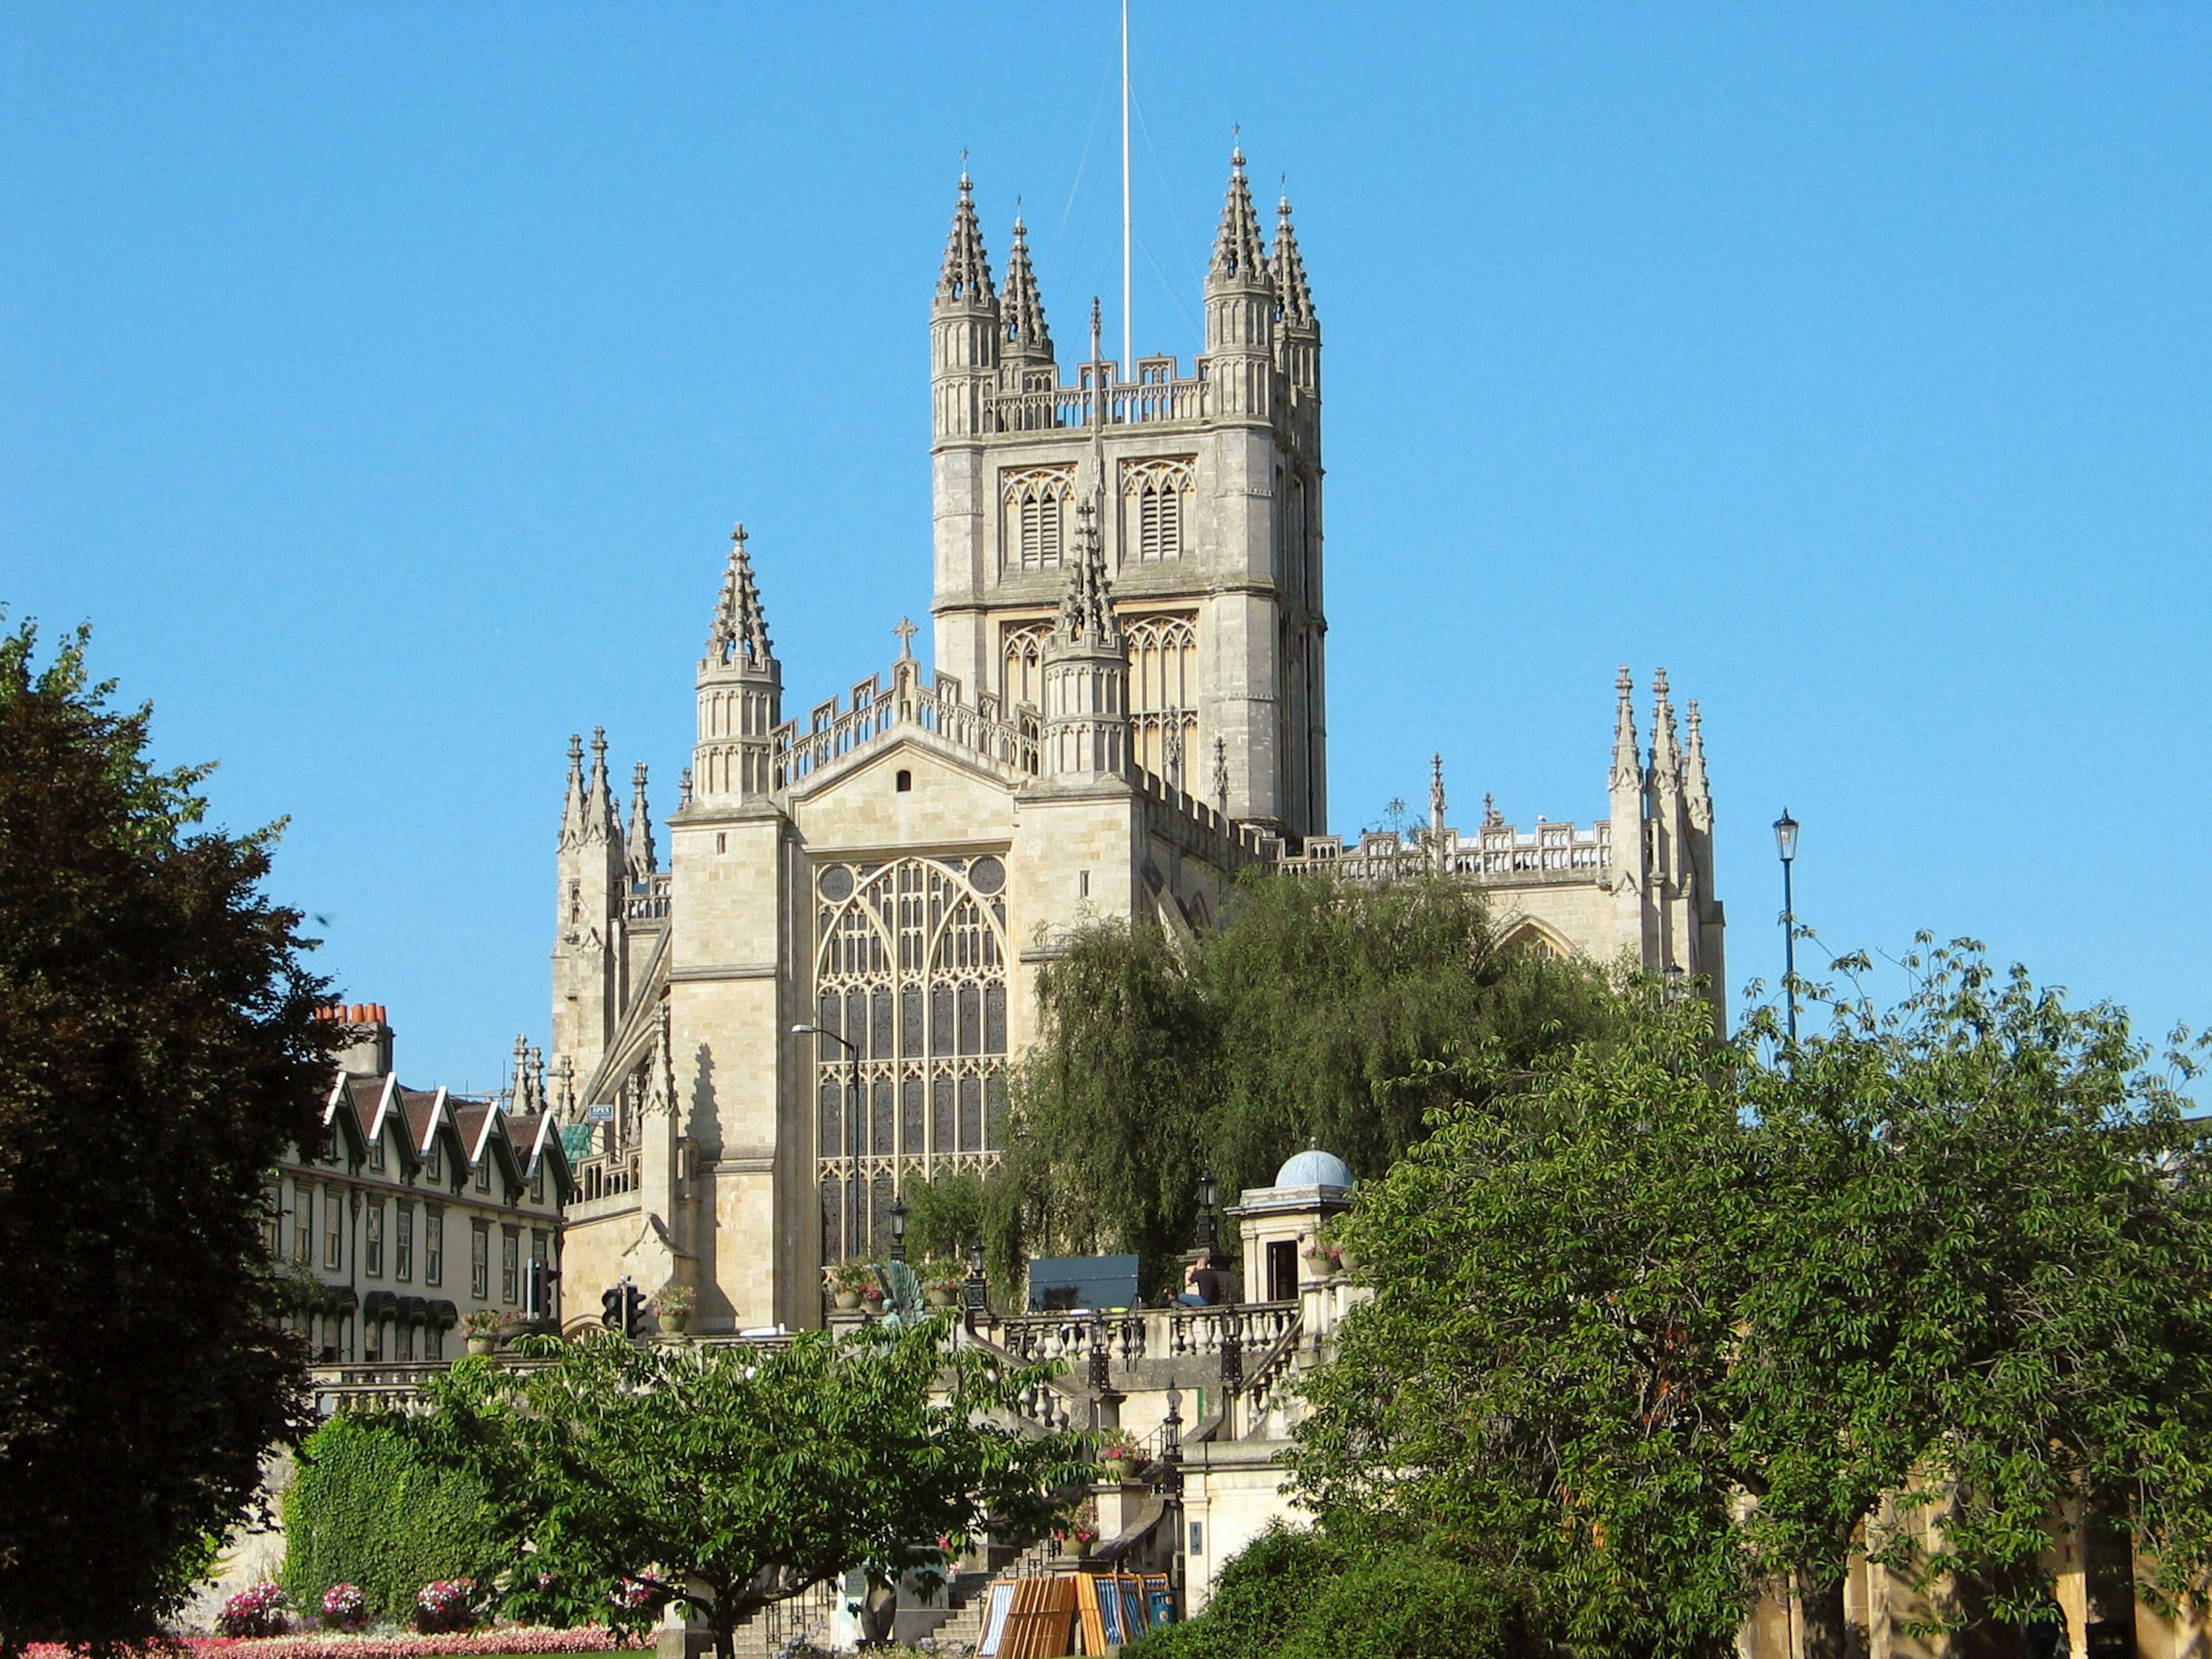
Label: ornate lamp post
xmin=963 ymin=1237 xmax=989 ymax=1333
xmin=792 ymin=1024 xmax=861 ymax=1260
xmin=888 ymin=1193 xmax=907 ymax=1263
xmin=1194 ymin=1166 xmax=1219 ymax=1256
xmin=1772 ymin=810 xmax=1799 ymax=1044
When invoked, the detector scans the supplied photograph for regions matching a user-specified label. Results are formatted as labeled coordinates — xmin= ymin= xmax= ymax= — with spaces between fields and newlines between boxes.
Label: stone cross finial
xmin=730 ymin=521 xmax=746 ymax=549
xmin=893 ymin=616 xmax=918 ymax=658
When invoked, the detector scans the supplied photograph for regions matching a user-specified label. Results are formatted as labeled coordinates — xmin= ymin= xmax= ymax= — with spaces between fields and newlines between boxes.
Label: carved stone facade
xmin=544 ymin=151 xmax=1725 ymax=1335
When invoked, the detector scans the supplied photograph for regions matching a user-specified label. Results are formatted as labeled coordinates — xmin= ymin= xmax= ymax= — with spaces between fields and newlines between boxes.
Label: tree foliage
xmin=282 ymin=1411 xmax=499 ymax=1624
xmin=418 ymin=1321 xmax=1085 ymax=1656
xmin=1124 ymin=1524 xmax=1521 ymax=1659
xmin=0 ymin=618 xmax=334 ymax=1647
xmin=1009 ymin=871 xmax=1619 ymax=1288
xmin=1293 ymin=942 xmax=2212 ymax=1658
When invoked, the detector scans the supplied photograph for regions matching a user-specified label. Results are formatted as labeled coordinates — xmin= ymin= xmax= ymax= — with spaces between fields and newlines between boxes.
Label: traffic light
xmin=623 ymin=1282 xmax=646 ymax=1339
xmin=601 ymin=1281 xmax=626 ymax=1331
xmin=524 ymin=1259 xmax=559 ymax=1321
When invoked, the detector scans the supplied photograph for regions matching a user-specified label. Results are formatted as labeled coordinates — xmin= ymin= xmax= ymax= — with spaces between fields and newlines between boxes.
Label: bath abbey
xmin=546 ymin=150 xmax=1727 ymax=1334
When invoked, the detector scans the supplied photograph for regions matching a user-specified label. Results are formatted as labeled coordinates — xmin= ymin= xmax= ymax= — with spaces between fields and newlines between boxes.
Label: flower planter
xmin=925 ymin=1286 xmax=959 ymax=1308
xmin=658 ymin=1309 xmax=690 ymax=1335
xmin=832 ymin=1287 xmax=863 ymax=1311
xmin=1100 ymin=1457 xmax=1134 ymax=1483
xmin=465 ymin=1334 xmax=499 ymax=1357
xmin=1336 ymin=1247 xmax=1361 ymax=1271
xmin=1065 ymin=1537 xmax=1093 ymax=1560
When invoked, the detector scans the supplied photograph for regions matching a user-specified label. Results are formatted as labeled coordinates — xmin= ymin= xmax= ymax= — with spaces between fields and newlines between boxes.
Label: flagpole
xmin=1121 ymin=0 xmax=1131 ymax=381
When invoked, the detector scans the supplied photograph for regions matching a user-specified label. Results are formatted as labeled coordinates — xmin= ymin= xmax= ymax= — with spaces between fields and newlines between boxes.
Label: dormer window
xmin=368 ymin=1130 xmax=385 ymax=1172
xmin=426 ymin=1139 xmax=441 ymax=1181
xmin=531 ymin=1164 xmax=545 ymax=1205
xmin=475 ymin=1157 xmax=490 ymax=1194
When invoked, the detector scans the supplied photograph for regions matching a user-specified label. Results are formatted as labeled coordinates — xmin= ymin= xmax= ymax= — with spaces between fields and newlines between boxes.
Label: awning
xmin=319 ymin=1283 xmax=358 ymax=1314
xmin=428 ymin=1298 xmax=460 ymax=1330
xmin=361 ymin=1290 xmax=397 ymax=1320
xmin=398 ymin=1295 xmax=429 ymax=1324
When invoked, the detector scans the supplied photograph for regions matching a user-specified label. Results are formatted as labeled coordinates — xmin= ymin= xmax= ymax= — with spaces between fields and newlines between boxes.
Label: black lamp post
xmin=792 ymin=1024 xmax=861 ymax=1260
xmin=1194 ymin=1166 xmax=1219 ymax=1255
xmin=963 ymin=1237 xmax=989 ymax=1331
xmin=1161 ymin=1382 xmax=1183 ymax=1458
xmin=1772 ymin=810 xmax=1799 ymax=1044
xmin=888 ymin=1193 xmax=907 ymax=1262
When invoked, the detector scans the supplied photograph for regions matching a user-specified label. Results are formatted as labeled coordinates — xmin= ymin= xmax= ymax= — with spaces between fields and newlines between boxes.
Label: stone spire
xmin=1210 ymin=146 xmax=1270 ymax=284
xmin=559 ymin=733 xmax=585 ymax=849
xmin=1684 ymin=699 xmax=1714 ymax=832
xmin=1609 ymin=666 xmax=1641 ymax=795
xmin=1039 ymin=501 xmax=1129 ymax=782
xmin=1001 ymin=212 xmax=1053 ymax=365
xmin=1215 ymin=737 xmax=1231 ymax=819
xmin=937 ymin=168 xmax=995 ymax=305
xmin=582 ymin=728 xmax=619 ymax=843
xmin=706 ymin=523 xmax=773 ymax=669
xmin=1650 ymin=669 xmax=1683 ymax=787
xmin=626 ymin=762 xmax=656 ymax=885
xmin=511 ymin=1034 xmax=535 ymax=1113
xmin=694 ymin=524 xmax=783 ymax=805
xmin=1429 ymin=753 xmax=1446 ymax=840
xmin=1052 ymin=501 xmax=1120 ymax=651
xmin=1273 ymin=193 xmax=1316 ymax=332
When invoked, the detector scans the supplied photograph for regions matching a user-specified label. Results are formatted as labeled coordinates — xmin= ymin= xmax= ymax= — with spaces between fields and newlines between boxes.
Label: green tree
xmin=1726 ymin=940 xmax=2212 ymax=1658
xmin=282 ymin=1411 xmax=499 ymax=1623
xmin=421 ymin=1321 xmax=1084 ymax=1657
xmin=1011 ymin=871 xmax=1619 ymax=1289
xmin=1289 ymin=986 xmax=1754 ymax=1658
xmin=0 ymin=619 xmax=333 ymax=1647
xmin=1293 ymin=945 xmax=2212 ymax=1657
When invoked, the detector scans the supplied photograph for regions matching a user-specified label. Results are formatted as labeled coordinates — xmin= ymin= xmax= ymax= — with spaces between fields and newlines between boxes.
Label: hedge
xmin=281 ymin=1412 xmax=500 ymax=1624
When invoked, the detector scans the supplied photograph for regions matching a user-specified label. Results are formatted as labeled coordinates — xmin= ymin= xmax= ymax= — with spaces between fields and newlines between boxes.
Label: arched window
xmin=1001 ymin=467 xmax=1074 ymax=570
xmin=1501 ymin=919 xmax=1571 ymax=961
xmin=999 ymin=620 xmax=1052 ymax=713
xmin=1121 ymin=457 xmax=1194 ymax=563
xmin=810 ymin=855 xmax=1011 ymax=1263
xmin=1123 ymin=614 xmax=1200 ymax=785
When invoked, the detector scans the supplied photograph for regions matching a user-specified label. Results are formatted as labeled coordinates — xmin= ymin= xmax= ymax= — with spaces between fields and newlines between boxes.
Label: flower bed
xmin=25 ymin=1629 xmax=624 ymax=1659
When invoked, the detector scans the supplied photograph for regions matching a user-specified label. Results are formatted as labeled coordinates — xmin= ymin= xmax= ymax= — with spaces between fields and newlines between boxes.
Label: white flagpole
xmin=1121 ymin=0 xmax=1131 ymax=380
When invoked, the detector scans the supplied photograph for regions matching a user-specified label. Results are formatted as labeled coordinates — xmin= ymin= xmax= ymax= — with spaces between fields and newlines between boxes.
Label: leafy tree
xmin=1010 ymin=871 xmax=1619 ymax=1289
xmin=0 ymin=618 xmax=333 ymax=1647
xmin=282 ymin=1411 xmax=499 ymax=1623
xmin=1293 ymin=944 xmax=2212 ymax=1657
xmin=419 ymin=1321 xmax=1085 ymax=1657
xmin=1289 ymin=987 xmax=1753 ymax=1658
xmin=1726 ymin=941 xmax=2212 ymax=1657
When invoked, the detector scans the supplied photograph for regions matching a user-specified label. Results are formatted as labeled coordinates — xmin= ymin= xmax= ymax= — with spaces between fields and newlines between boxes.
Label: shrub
xmin=216 ymin=1582 xmax=289 ymax=1638
xmin=281 ymin=1411 xmax=499 ymax=1624
xmin=322 ymin=1582 xmax=368 ymax=1630
xmin=414 ymin=1578 xmax=477 ymax=1635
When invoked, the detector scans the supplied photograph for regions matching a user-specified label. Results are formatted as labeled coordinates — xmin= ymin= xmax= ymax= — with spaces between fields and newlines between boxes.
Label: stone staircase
xmin=905 ymin=1539 xmax=1067 ymax=1651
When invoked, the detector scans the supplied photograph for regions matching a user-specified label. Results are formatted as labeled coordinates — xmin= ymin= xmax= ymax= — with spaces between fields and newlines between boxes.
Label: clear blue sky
xmin=5 ymin=5 xmax=2207 ymax=1090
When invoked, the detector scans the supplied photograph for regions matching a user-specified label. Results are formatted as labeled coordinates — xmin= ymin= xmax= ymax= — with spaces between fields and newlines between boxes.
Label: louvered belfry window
xmin=1122 ymin=457 xmax=1194 ymax=562
xmin=1002 ymin=467 xmax=1073 ymax=570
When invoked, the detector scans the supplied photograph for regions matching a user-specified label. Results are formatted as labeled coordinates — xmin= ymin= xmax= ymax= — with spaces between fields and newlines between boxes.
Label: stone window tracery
xmin=811 ymin=854 xmax=1010 ymax=1262
xmin=1002 ymin=466 xmax=1074 ymax=570
xmin=1121 ymin=457 xmax=1194 ymax=563
xmin=1124 ymin=613 xmax=1200 ymax=784
xmin=999 ymin=620 xmax=1052 ymax=713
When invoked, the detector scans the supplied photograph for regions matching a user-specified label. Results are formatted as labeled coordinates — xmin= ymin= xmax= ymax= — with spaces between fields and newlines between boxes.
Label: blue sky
xmin=4 ymin=5 xmax=2207 ymax=1090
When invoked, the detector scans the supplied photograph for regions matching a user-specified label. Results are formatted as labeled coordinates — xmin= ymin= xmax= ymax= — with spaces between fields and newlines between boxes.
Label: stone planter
xmin=1336 ymin=1247 xmax=1361 ymax=1271
xmin=1064 ymin=1536 xmax=1093 ymax=1560
xmin=832 ymin=1287 xmax=863 ymax=1312
xmin=1100 ymin=1457 xmax=1134 ymax=1483
xmin=925 ymin=1286 xmax=959 ymax=1308
xmin=465 ymin=1333 xmax=499 ymax=1357
xmin=659 ymin=1308 xmax=691 ymax=1336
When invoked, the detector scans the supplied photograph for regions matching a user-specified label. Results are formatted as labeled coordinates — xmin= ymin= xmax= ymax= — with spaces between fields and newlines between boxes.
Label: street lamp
xmin=792 ymin=1023 xmax=862 ymax=1261
xmin=1772 ymin=811 xmax=1799 ymax=1044
xmin=888 ymin=1192 xmax=907 ymax=1262
xmin=1161 ymin=1382 xmax=1183 ymax=1458
xmin=1194 ymin=1166 xmax=1219 ymax=1255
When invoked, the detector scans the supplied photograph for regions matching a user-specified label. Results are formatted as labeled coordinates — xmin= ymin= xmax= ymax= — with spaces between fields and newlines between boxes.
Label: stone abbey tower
xmin=545 ymin=151 xmax=1725 ymax=1334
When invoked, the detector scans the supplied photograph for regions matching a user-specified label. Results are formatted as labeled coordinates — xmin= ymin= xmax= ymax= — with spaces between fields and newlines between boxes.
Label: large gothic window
xmin=1121 ymin=457 xmax=1194 ymax=563
xmin=1124 ymin=614 xmax=1200 ymax=786
xmin=811 ymin=855 xmax=1010 ymax=1263
xmin=1002 ymin=467 xmax=1074 ymax=570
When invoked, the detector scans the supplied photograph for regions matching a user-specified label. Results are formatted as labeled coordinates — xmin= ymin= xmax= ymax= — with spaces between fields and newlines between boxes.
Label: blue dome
xmin=1274 ymin=1147 xmax=1353 ymax=1189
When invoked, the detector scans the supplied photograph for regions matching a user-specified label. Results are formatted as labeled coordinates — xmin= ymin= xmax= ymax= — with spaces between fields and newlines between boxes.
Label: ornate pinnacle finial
xmin=1210 ymin=141 xmax=1270 ymax=285
xmin=583 ymin=726 xmax=618 ymax=839
xmin=937 ymin=165 xmax=995 ymax=305
xmin=1164 ymin=711 xmax=1185 ymax=792
xmin=1429 ymin=752 xmax=1446 ymax=832
xmin=559 ymin=732 xmax=586 ymax=847
xmin=1052 ymin=500 xmax=1120 ymax=651
xmin=1650 ymin=668 xmax=1683 ymax=785
xmin=1214 ymin=736 xmax=1231 ymax=818
xmin=1002 ymin=213 xmax=1053 ymax=360
xmin=1484 ymin=791 xmax=1503 ymax=828
xmin=678 ymin=766 xmax=694 ymax=808
xmin=1090 ymin=294 xmax=1103 ymax=365
xmin=1684 ymin=698 xmax=1714 ymax=824
xmin=707 ymin=522 xmax=774 ymax=669
xmin=1272 ymin=191 xmax=1316 ymax=331
xmin=626 ymin=760 xmax=656 ymax=881
xmin=893 ymin=616 xmax=918 ymax=659
xmin=1611 ymin=665 xmax=1642 ymax=796
xmin=512 ymin=1033 xmax=532 ymax=1112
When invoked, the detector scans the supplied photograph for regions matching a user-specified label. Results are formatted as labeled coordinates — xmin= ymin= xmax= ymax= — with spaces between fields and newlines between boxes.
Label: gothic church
xmin=545 ymin=151 xmax=1725 ymax=1332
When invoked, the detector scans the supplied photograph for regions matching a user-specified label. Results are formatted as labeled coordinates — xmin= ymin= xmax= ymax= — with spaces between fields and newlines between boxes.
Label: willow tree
xmin=1005 ymin=869 xmax=1620 ymax=1289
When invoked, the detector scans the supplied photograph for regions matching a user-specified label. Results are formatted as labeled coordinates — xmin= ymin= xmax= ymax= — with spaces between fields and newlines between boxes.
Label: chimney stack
xmin=316 ymin=1002 xmax=394 ymax=1076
